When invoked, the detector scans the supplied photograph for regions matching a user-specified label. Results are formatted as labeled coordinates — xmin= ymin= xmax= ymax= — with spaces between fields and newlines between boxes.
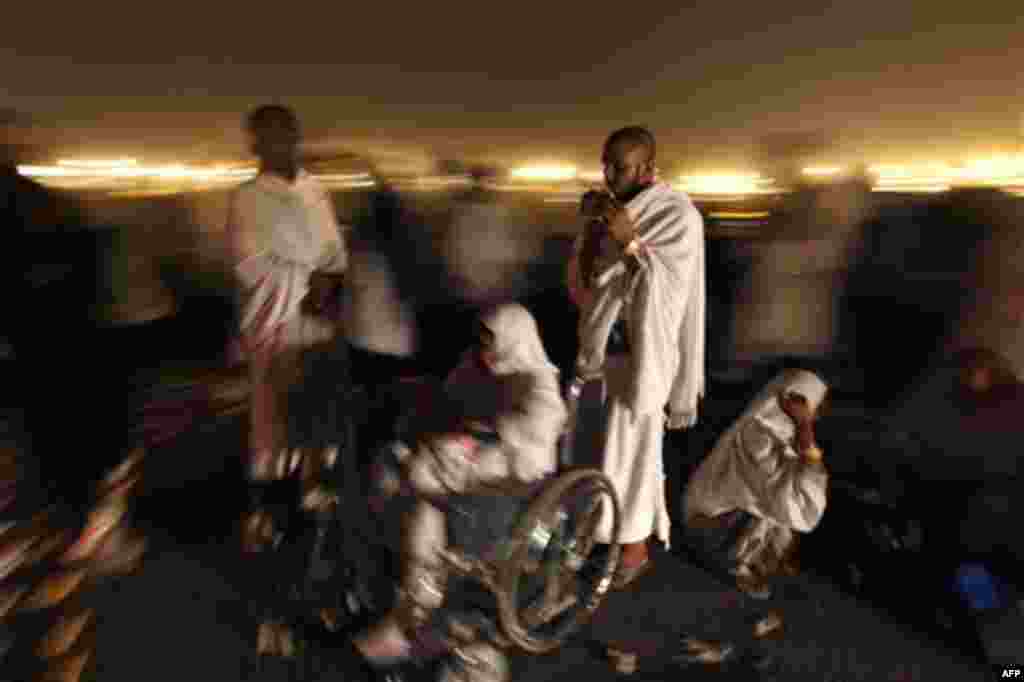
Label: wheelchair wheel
xmin=495 ymin=468 xmax=621 ymax=654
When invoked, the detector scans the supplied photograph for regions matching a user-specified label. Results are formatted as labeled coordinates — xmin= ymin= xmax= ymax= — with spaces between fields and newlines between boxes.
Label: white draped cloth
xmin=684 ymin=369 xmax=829 ymax=566
xmin=226 ymin=170 xmax=347 ymax=477
xmin=228 ymin=170 xmax=347 ymax=349
xmin=575 ymin=182 xmax=706 ymax=547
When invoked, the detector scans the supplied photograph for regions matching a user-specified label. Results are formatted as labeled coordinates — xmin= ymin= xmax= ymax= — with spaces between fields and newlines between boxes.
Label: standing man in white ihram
xmin=571 ymin=125 xmax=706 ymax=588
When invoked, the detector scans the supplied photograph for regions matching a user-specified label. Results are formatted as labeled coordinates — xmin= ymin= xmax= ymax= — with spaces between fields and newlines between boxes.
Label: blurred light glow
xmin=510 ymin=164 xmax=578 ymax=182
xmin=676 ymin=173 xmax=773 ymax=197
xmin=18 ymin=162 xmax=261 ymax=191
xmin=57 ymin=158 xmax=138 ymax=168
xmin=867 ymin=156 xmax=1024 ymax=192
xmin=708 ymin=211 xmax=771 ymax=219
xmin=957 ymin=156 xmax=1024 ymax=184
xmin=869 ymin=165 xmax=911 ymax=178
xmin=576 ymin=170 xmax=604 ymax=183
xmin=802 ymin=166 xmax=844 ymax=177
xmin=872 ymin=183 xmax=951 ymax=193
xmin=543 ymin=193 xmax=584 ymax=204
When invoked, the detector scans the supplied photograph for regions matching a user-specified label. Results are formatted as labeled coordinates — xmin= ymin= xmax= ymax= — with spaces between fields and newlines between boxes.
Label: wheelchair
xmin=362 ymin=425 xmax=624 ymax=655
xmin=249 ymin=362 xmax=623 ymax=661
xmin=429 ymin=464 xmax=622 ymax=654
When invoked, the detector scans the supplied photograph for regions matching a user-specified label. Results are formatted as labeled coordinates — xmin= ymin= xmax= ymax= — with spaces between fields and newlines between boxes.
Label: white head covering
xmin=479 ymin=304 xmax=560 ymax=380
xmin=442 ymin=304 xmax=566 ymax=482
xmin=684 ymin=368 xmax=830 ymax=532
xmin=743 ymin=369 xmax=829 ymax=440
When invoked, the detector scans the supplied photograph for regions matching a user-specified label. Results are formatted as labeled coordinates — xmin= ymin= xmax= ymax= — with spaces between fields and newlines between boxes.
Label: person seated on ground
xmin=351 ymin=303 xmax=568 ymax=682
xmin=682 ymin=369 xmax=829 ymax=599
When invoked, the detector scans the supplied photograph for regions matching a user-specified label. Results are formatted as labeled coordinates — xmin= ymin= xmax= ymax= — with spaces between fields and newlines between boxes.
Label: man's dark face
xmin=602 ymin=140 xmax=654 ymax=202
xmin=250 ymin=114 xmax=301 ymax=170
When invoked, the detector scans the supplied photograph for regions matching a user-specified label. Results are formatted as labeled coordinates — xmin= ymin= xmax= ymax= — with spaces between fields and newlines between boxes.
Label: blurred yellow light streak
xmin=802 ymin=166 xmax=843 ymax=177
xmin=708 ymin=211 xmax=771 ymax=219
xmin=18 ymin=154 xmax=1024 ymax=197
xmin=57 ymin=158 xmax=138 ymax=168
xmin=872 ymin=184 xmax=951 ymax=193
xmin=676 ymin=173 xmax=775 ymax=197
xmin=510 ymin=165 xmax=578 ymax=182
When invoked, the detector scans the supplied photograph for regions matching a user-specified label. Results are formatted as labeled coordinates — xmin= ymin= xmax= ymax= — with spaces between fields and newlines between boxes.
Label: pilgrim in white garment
xmin=573 ymin=126 xmax=706 ymax=586
xmin=226 ymin=105 xmax=347 ymax=481
xmin=684 ymin=369 xmax=829 ymax=591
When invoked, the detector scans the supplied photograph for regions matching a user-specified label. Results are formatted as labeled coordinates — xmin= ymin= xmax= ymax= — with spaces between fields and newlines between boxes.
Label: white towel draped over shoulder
xmin=577 ymin=183 xmax=706 ymax=418
xmin=685 ymin=369 xmax=830 ymax=533
xmin=227 ymin=171 xmax=347 ymax=344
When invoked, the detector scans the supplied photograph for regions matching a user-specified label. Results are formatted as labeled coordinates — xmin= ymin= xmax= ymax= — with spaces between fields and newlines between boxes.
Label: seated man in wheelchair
xmin=349 ymin=303 xmax=568 ymax=681
xmin=682 ymin=369 xmax=829 ymax=600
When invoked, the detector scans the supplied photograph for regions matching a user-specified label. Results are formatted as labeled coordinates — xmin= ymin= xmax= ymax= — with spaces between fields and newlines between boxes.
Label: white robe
xmin=684 ymin=370 xmax=829 ymax=565
xmin=576 ymin=183 xmax=706 ymax=546
xmin=227 ymin=170 xmax=347 ymax=348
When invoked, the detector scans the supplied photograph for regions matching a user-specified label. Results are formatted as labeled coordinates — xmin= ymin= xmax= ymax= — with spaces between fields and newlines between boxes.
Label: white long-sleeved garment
xmin=227 ymin=170 xmax=347 ymax=348
xmin=575 ymin=183 xmax=706 ymax=546
xmin=684 ymin=369 xmax=829 ymax=563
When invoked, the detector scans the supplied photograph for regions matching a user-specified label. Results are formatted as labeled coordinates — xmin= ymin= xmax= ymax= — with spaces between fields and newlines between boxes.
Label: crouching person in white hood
xmin=683 ymin=369 xmax=829 ymax=599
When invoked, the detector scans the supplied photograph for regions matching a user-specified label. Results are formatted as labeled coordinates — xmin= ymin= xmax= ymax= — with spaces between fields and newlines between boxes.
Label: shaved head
xmin=245 ymin=104 xmax=298 ymax=134
xmin=602 ymin=126 xmax=657 ymax=201
xmin=604 ymin=126 xmax=656 ymax=164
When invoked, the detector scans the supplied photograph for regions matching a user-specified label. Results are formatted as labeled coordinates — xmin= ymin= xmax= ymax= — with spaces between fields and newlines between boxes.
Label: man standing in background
xmin=226 ymin=104 xmax=348 ymax=482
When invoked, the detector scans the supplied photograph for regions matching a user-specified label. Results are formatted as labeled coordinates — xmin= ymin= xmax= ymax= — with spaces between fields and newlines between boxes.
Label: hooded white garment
xmin=227 ymin=170 xmax=347 ymax=348
xmin=574 ymin=183 xmax=705 ymax=547
xmin=443 ymin=304 xmax=568 ymax=483
xmin=684 ymin=369 xmax=829 ymax=564
xmin=576 ymin=182 xmax=706 ymax=421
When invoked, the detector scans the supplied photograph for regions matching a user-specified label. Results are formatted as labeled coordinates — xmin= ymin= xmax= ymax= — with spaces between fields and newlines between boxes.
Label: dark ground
xmin=92 ymin=383 xmax=995 ymax=682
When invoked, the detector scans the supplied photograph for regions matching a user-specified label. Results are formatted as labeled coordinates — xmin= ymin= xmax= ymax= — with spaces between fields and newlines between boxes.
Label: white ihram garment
xmin=229 ymin=170 xmax=347 ymax=349
xmin=226 ymin=170 xmax=347 ymax=478
xmin=684 ymin=369 xmax=829 ymax=566
xmin=576 ymin=183 xmax=706 ymax=547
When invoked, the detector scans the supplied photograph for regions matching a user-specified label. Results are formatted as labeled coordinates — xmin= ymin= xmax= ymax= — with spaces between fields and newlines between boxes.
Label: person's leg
xmin=682 ymin=510 xmax=749 ymax=575
xmin=730 ymin=517 xmax=776 ymax=600
xmin=353 ymin=500 xmax=447 ymax=663
xmin=597 ymin=401 xmax=665 ymax=573
xmin=245 ymin=336 xmax=283 ymax=480
xmin=354 ymin=430 xmax=495 ymax=668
